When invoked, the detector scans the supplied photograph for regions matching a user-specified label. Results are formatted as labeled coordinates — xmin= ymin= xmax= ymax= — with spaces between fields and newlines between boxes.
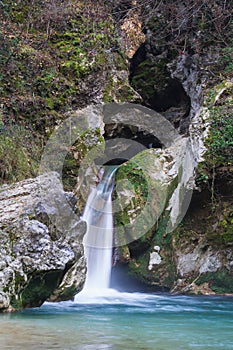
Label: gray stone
xmin=0 ymin=174 xmax=86 ymax=312
xmin=176 ymin=246 xmax=222 ymax=277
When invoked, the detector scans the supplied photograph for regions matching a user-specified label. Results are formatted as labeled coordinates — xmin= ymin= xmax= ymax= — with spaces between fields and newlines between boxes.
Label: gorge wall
xmin=110 ymin=0 xmax=233 ymax=294
xmin=0 ymin=0 xmax=233 ymax=310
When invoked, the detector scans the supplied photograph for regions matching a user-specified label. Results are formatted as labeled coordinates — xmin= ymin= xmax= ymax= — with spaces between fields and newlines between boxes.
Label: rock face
xmin=110 ymin=2 xmax=233 ymax=295
xmin=0 ymin=173 xmax=86 ymax=312
xmin=171 ymin=224 xmax=233 ymax=295
xmin=113 ymin=144 xmax=233 ymax=293
xmin=63 ymin=103 xmax=232 ymax=296
xmin=113 ymin=135 xmax=195 ymax=290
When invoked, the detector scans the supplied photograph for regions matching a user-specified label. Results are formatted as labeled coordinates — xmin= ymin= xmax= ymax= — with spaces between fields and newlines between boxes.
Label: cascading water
xmin=75 ymin=166 xmax=117 ymax=299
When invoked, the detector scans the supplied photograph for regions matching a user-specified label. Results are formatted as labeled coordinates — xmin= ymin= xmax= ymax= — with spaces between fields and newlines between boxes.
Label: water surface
xmin=0 ymin=292 xmax=232 ymax=350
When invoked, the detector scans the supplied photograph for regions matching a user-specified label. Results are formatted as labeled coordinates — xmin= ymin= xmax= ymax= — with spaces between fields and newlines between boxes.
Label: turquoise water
xmin=0 ymin=292 xmax=233 ymax=350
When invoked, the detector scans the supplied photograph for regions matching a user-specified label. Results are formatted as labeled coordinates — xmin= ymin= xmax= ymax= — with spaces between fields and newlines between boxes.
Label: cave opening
xmin=104 ymin=158 xmax=128 ymax=166
xmin=129 ymin=42 xmax=191 ymax=134
xmin=99 ymin=122 xmax=163 ymax=166
xmin=104 ymin=123 xmax=162 ymax=148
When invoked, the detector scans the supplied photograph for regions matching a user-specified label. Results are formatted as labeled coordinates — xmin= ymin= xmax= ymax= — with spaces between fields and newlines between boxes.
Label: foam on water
xmin=75 ymin=287 xmax=158 ymax=305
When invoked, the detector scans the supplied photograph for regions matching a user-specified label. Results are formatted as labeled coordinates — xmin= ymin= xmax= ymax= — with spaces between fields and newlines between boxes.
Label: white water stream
xmin=75 ymin=166 xmax=117 ymax=300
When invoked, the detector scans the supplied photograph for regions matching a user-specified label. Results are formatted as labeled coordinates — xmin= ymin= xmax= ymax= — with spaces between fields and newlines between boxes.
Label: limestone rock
xmin=0 ymin=174 xmax=86 ymax=312
xmin=171 ymin=234 xmax=233 ymax=295
xmin=176 ymin=245 xmax=222 ymax=277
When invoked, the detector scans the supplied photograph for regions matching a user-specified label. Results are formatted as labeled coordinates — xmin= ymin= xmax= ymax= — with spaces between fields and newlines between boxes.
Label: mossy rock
xmin=11 ymin=270 xmax=63 ymax=310
xmin=114 ymin=149 xmax=179 ymax=289
xmin=0 ymin=0 xmax=129 ymax=185
xmin=114 ymin=150 xmax=171 ymax=247
xmin=127 ymin=239 xmax=177 ymax=289
xmin=198 ymin=81 xmax=233 ymax=185
xmin=206 ymin=207 xmax=233 ymax=247
xmin=128 ymin=212 xmax=177 ymax=288
xmin=130 ymin=58 xmax=170 ymax=106
xmin=62 ymin=127 xmax=104 ymax=190
xmin=196 ymin=269 xmax=233 ymax=294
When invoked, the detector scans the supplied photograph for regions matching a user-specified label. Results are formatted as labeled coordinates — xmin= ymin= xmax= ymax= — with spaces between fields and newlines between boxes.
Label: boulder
xmin=113 ymin=135 xmax=195 ymax=289
xmin=0 ymin=173 xmax=86 ymax=312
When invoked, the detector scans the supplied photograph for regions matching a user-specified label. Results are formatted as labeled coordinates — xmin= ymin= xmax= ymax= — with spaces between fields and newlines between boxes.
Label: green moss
xmin=11 ymin=270 xmax=63 ymax=309
xmin=103 ymin=72 xmax=138 ymax=104
xmin=49 ymin=13 xmax=120 ymax=80
xmin=128 ymin=232 xmax=177 ymax=289
xmin=54 ymin=285 xmax=77 ymax=301
xmin=196 ymin=269 xmax=233 ymax=293
xmin=62 ymin=127 xmax=104 ymax=190
xmin=128 ymin=255 xmax=151 ymax=284
xmin=0 ymin=5 xmax=122 ymax=184
xmin=201 ymin=82 xmax=233 ymax=170
xmin=114 ymin=157 xmax=150 ymax=241
xmin=10 ymin=296 xmax=22 ymax=310
xmin=151 ymin=214 xmax=177 ymax=288
xmin=205 ymin=108 xmax=233 ymax=167
xmin=0 ymin=122 xmax=42 ymax=184
xmin=114 ymin=151 xmax=178 ymax=288
xmin=130 ymin=58 xmax=169 ymax=104
xmin=206 ymin=206 xmax=233 ymax=246
xmin=196 ymin=82 xmax=233 ymax=196
xmin=0 ymin=0 xmax=125 ymax=186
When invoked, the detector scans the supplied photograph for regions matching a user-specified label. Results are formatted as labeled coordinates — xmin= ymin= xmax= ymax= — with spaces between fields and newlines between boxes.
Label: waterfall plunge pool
xmin=0 ymin=292 xmax=233 ymax=350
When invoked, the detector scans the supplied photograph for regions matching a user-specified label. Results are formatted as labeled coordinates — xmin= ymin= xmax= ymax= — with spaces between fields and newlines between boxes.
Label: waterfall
xmin=76 ymin=166 xmax=117 ymax=297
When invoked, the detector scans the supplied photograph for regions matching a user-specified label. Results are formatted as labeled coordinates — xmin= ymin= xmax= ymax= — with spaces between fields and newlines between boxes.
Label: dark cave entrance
xmin=129 ymin=43 xmax=191 ymax=134
xmin=104 ymin=123 xmax=162 ymax=148
xmin=95 ymin=122 xmax=163 ymax=167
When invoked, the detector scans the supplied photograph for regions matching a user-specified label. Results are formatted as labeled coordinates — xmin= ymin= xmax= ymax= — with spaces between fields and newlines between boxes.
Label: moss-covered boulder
xmin=113 ymin=134 xmax=196 ymax=290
